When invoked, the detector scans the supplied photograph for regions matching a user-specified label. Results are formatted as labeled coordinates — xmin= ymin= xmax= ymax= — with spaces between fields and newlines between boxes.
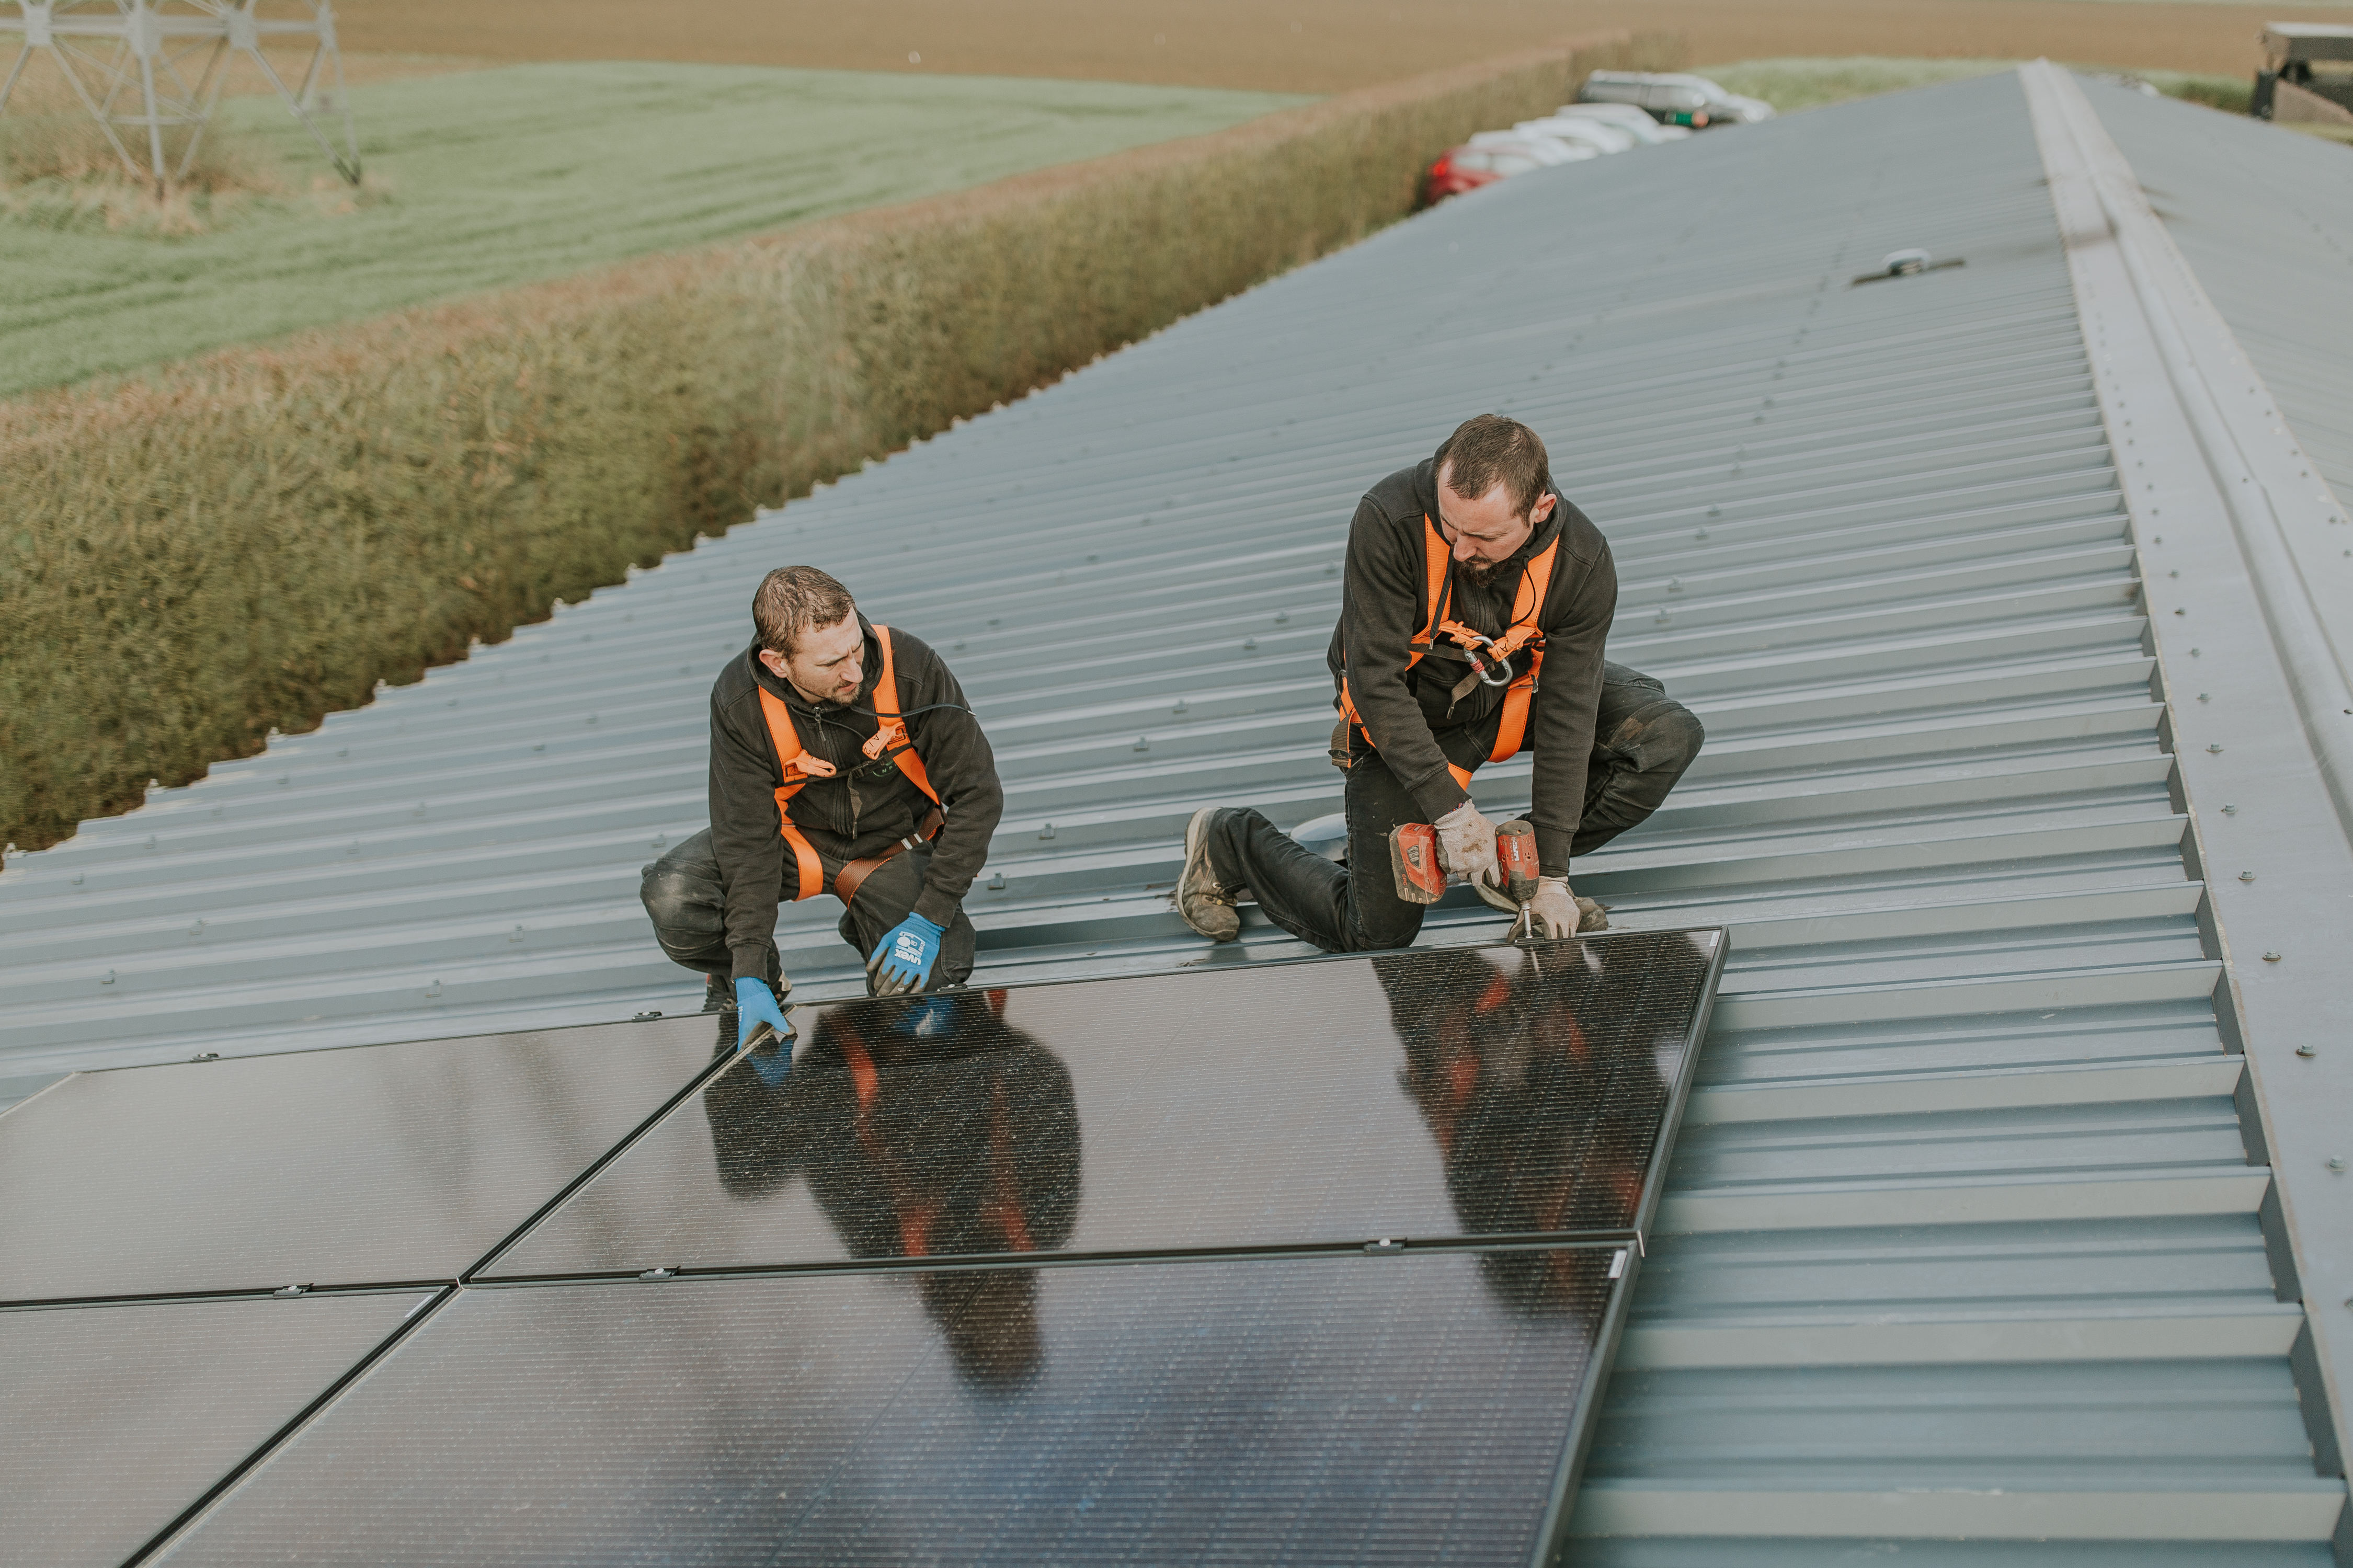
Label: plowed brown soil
xmin=333 ymin=0 xmax=2353 ymax=92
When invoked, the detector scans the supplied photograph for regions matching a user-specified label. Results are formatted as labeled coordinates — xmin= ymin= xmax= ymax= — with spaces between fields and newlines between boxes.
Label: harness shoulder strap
xmin=756 ymin=684 xmax=828 ymax=902
xmin=1486 ymin=536 xmax=1562 ymax=766
xmin=864 ymin=626 xmax=942 ymax=808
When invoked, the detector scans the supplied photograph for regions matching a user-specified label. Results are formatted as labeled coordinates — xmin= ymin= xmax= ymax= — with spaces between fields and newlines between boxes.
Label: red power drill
xmin=1390 ymin=816 xmax=1541 ymax=936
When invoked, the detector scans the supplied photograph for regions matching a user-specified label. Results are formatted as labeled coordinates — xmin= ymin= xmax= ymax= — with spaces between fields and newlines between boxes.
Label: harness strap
xmin=753 ymin=624 xmax=943 ymax=905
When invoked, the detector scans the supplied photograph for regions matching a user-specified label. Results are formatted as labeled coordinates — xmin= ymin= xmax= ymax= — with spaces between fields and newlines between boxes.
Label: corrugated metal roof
xmin=2088 ymin=81 xmax=2353 ymax=501
xmin=3 ymin=68 xmax=2346 ymax=1557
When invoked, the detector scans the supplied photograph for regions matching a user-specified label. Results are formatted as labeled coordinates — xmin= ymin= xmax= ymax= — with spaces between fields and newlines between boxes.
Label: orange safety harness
xmin=755 ymin=624 xmax=945 ymax=906
xmin=1333 ymin=514 xmax=1560 ymax=787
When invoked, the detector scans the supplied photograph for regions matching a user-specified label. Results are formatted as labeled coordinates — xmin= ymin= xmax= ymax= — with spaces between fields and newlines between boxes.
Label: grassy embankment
xmin=0 ymin=34 xmax=1663 ymax=856
xmin=0 ymin=62 xmax=1309 ymax=396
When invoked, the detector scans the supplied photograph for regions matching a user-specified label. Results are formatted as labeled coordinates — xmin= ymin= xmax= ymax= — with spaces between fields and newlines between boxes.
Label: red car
xmin=1422 ymin=140 xmax=1557 ymax=205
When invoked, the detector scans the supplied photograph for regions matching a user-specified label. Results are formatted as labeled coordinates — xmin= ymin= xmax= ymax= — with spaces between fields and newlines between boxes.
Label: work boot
xmin=702 ymin=974 xmax=731 ymax=1013
xmin=1176 ymin=807 xmax=1241 ymax=943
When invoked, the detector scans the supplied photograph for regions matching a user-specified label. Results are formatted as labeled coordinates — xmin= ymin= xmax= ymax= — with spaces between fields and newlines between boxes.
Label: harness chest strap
xmin=1334 ymin=515 xmax=1559 ymax=785
xmin=754 ymin=624 xmax=944 ymax=905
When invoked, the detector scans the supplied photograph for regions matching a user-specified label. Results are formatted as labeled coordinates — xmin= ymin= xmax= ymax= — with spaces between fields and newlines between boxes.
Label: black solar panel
xmin=486 ymin=931 xmax=1721 ymax=1277
xmin=156 ymin=1250 xmax=1630 ymax=1566
xmin=0 ymin=1290 xmax=433 ymax=1567
xmin=0 ymin=1014 xmax=719 ymax=1303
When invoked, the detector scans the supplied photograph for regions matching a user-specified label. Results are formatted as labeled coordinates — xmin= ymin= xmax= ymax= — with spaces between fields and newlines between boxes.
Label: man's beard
xmin=1456 ymin=556 xmax=1508 ymax=587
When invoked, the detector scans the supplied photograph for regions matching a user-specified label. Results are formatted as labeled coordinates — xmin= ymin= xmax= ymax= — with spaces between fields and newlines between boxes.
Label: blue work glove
xmin=866 ymin=912 xmax=946 ymax=996
xmin=734 ymin=976 xmax=793 ymax=1052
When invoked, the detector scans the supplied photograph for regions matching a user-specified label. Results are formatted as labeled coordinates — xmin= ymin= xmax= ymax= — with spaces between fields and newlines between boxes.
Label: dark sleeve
xmin=1528 ymin=540 xmax=1617 ymax=875
xmin=709 ymin=682 xmax=789 ymax=985
xmin=897 ymin=639 xmax=1003 ymax=929
xmin=1338 ymin=496 xmax=1470 ymax=822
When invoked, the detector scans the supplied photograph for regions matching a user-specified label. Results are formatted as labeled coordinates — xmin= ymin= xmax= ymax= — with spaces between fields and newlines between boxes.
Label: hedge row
xmin=0 ymin=32 xmax=1671 ymax=854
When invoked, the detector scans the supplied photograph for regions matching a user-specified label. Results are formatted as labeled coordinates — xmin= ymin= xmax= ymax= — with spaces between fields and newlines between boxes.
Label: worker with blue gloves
xmin=641 ymin=566 xmax=1005 ymax=1055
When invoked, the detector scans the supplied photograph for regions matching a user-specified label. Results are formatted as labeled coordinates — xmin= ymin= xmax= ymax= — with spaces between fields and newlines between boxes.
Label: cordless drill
xmin=1389 ymin=816 xmax=1541 ymax=937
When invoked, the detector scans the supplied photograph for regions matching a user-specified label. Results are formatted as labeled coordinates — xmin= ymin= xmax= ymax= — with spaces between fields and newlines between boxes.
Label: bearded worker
xmin=1178 ymin=414 xmax=1702 ymax=951
xmin=641 ymin=566 xmax=1003 ymax=1049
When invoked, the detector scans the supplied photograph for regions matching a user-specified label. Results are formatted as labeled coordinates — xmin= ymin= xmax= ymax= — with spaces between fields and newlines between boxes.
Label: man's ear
xmin=757 ymin=647 xmax=789 ymax=679
xmin=1530 ymin=491 xmax=1558 ymax=525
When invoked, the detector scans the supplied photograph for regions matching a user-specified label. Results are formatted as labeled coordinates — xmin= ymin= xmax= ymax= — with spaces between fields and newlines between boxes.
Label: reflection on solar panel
xmin=4 ymin=938 xmax=1718 ymax=1561
xmin=157 ymin=1252 xmax=1624 ymax=1566
xmin=0 ymin=1015 xmax=717 ymax=1303
xmin=484 ymin=931 xmax=1720 ymax=1277
xmin=0 ymin=1291 xmax=433 ymax=1567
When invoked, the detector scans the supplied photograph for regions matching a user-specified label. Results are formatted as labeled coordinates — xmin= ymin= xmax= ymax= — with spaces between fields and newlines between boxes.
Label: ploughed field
xmin=0 ymin=62 xmax=1303 ymax=396
xmin=335 ymin=0 xmax=2353 ymax=91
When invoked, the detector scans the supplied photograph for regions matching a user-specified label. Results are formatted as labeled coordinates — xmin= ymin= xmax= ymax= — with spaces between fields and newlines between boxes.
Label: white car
xmin=1514 ymin=116 xmax=1639 ymax=156
xmin=1578 ymin=70 xmax=1775 ymax=128
xmin=1549 ymin=102 xmax=1693 ymax=143
xmin=1467 ymin=130 xmax=1597 ymax=166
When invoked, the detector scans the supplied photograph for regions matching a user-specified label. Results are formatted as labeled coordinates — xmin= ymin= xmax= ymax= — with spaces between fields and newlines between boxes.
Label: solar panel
xmin=0 ymin=1015 xmax=719 ymax=1304
xmin=0 ymin=1290 xmax=433 ymax=1567
xmin=485 ymin=931 xmax=1722 ymax=1278
xmin=156 ymin=1250 xmax=1630 ymax=1566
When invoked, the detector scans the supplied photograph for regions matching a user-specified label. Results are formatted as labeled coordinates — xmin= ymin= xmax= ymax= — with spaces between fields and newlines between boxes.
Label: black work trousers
xmin=640 ymin=828 xmax=977 ymax=995
xmin=1203 ymin=661 xmax=1703 ymax=954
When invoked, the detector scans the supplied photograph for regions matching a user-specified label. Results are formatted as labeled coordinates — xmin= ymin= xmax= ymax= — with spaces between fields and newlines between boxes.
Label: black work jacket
xmin=707 ymin=619 xmax=1002 ymax=983
xmin=1326 ymin=459 xmax=1617 ymax=873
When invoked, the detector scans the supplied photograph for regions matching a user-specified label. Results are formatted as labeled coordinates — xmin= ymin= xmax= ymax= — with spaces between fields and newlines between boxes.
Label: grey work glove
xmin=1524 ymin=876 xmax=1585 ymax=940
xmin=1432 ymin=798 xmax=1499 ymax=886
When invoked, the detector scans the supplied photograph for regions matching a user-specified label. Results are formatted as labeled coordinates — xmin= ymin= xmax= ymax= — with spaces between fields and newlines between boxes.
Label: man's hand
xmin=1524 ymin=876 xmax=1585 ymax=939
xmin=734 ymin=976 xmax=794 ymax=1051
xmin=867 ymin=912 xmax=947 ymax=995
xmin=1432 ymin=798 xmax=1500 ymax=885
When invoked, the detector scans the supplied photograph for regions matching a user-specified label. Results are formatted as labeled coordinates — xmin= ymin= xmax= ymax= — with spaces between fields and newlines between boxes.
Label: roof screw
xmin=987 ymin=873 xmax=1006 ymax=890
xmin=2197 ymin=693 xmax=2210 ymax=703
xmin=2238 ymin=871 xmax=2256 ymax=882
xmin=2332 ymin=1159 xmax=2346 ymax=1174
xmin=2221 ymin=804 xmax=2236 ymax=815
xmin=1275 ymin=611 xmax=1289 ymax=624
xmin=2189 ymin=647 xmax=2200 ymax=656
xmin=191 ymin=1051 xmax=220 ymax=1062
xmin=1695 ymin=527 xmax=1710 ymax=541
xmin=2207 ymin=743 xmax=2224 ymax=754
xmin=273 ymin=1284 xmax=311 ymax=1297
xmin=426 ymin=980 xmax=443 ymax=999
xmin=1038 ymin=823 xmax=1055 ymax=841
xmin=1242 ymin=637 xmax=1257 ymax=652
xmin=1172 ymin=699 xmax=1189 ymax=715
xmin=2298 ymin=1044 xmax=2317 ymax=1058
xmin=100 ymin=970 xmax=115 ymax=986
xmin=509 ymin=925 xmax=525 ymax=943
xmin=1133 ymin=736 xmax=1150 ymax=752
xmin=2262 ymin=951 xmax=2282 ymax=962
xmin=2173 ymin=608 xmax=2186 ymax=616
xmin=638 ymin=1268 xmax=678 ymax=1281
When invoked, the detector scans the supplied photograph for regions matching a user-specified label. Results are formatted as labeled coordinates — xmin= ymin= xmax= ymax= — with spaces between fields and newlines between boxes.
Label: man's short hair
xmin=751 ymin=566 xmax=856 ymax=655
xmin=1435 ymin=415 xmax=1552 ymax=520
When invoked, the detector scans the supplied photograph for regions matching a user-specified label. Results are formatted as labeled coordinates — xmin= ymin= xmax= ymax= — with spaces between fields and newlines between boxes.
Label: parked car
xmin=1578 ymin=70 xmax=1774 ymax=128
xmin=1548 ymin=102 xmax=1693 ymax=143
xmin=1466 ymin=130 xmax=1596 ymax=166
xmin=1513 ymin=116 xmax=1639 ymax=155
xmin=1422 ymin=138 xmax=1578 ymax=203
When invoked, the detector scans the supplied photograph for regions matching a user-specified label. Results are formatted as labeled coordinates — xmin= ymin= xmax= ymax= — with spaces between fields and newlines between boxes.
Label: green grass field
xmin=1702 ymin=55 xmax=2252 ymax=114
xmin=0 ymin=61 xmax=1306 ymax=396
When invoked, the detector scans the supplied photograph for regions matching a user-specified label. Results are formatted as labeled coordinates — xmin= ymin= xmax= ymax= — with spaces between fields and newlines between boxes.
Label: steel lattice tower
xmin=0 ymin=0 xmax=358 ymax=191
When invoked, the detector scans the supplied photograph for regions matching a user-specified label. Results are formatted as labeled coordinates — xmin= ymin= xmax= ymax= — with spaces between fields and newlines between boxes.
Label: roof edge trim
xmin=2021 ymin=58 xmax=2353 ymax=1512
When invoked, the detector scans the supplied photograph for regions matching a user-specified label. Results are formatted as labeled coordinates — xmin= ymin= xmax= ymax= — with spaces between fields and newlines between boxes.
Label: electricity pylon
xmin=0 ymin=1 xmax=360 ymax=193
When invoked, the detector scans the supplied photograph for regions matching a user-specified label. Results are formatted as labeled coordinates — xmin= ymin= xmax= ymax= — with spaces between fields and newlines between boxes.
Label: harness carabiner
xmin=1461 ymin=633 xmax=1515 ymax=688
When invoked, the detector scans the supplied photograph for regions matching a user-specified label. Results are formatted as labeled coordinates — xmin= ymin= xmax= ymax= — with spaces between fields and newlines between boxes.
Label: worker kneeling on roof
xmin=1179 ymin=414 xmax=1701 ymax=949
xmin=641 ymin=566 xmax=1003 ymax=1049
